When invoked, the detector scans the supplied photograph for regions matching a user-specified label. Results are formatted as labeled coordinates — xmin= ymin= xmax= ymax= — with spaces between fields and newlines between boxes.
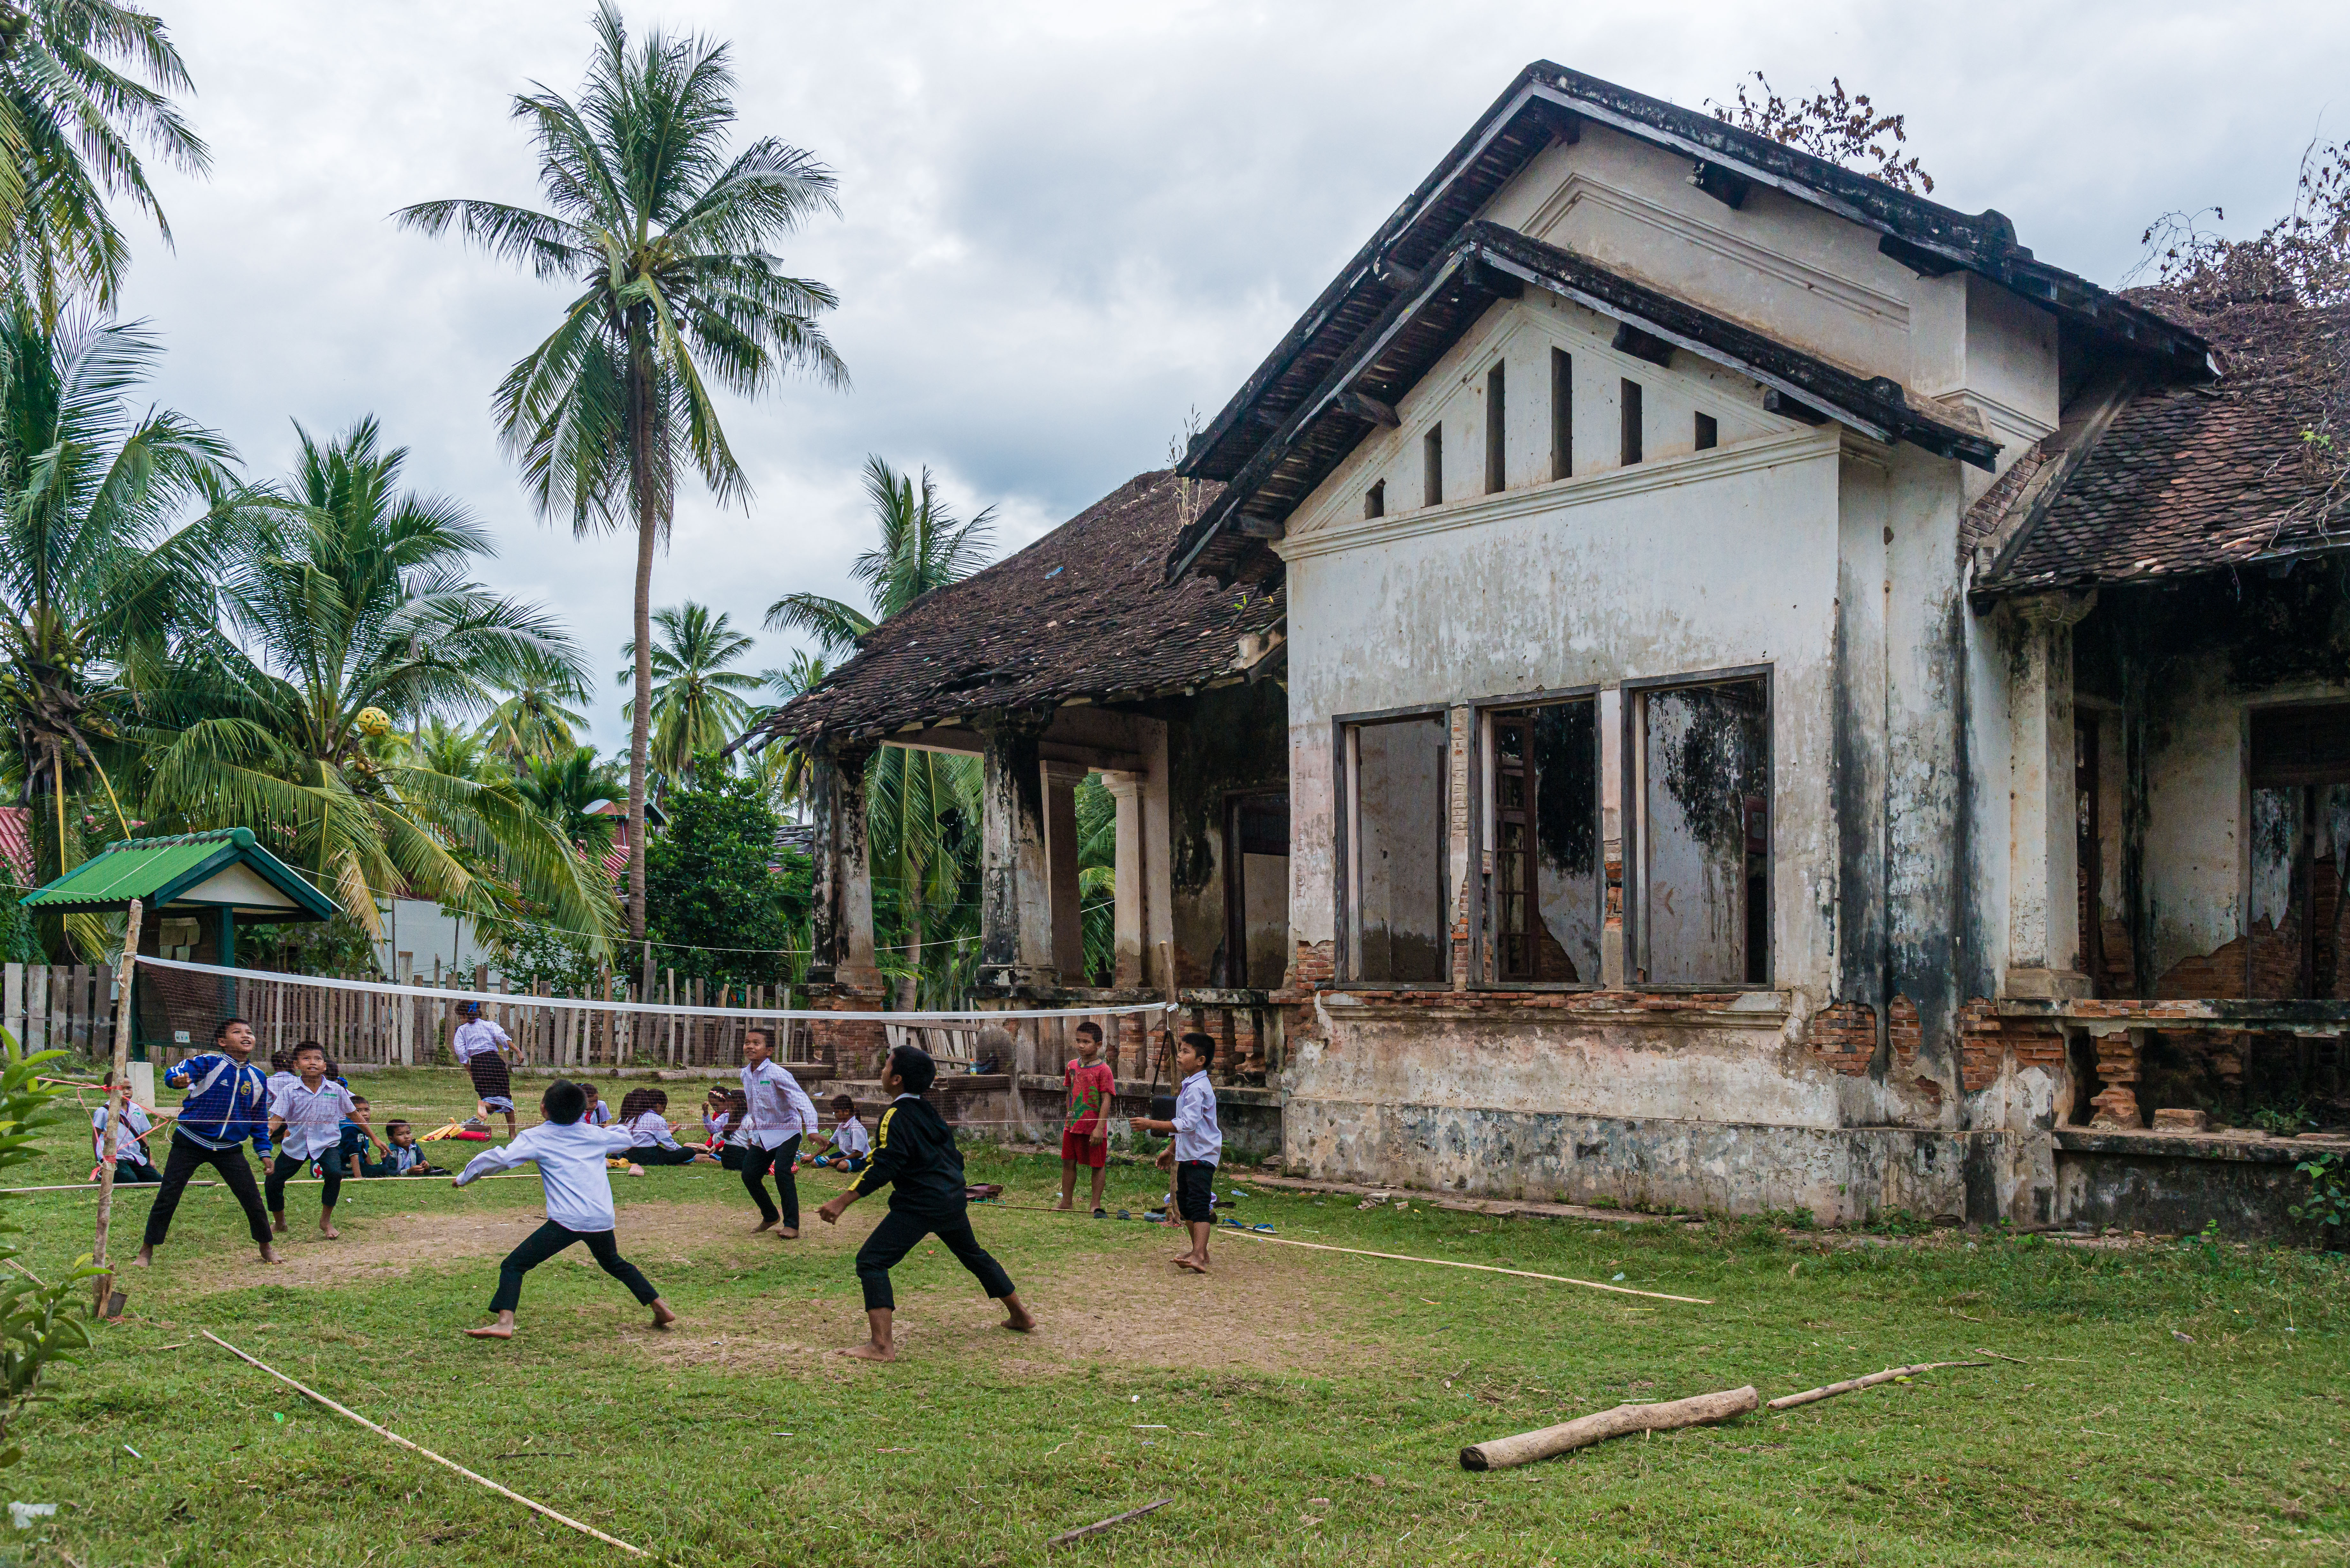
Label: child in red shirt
xmin=1056 ymin=1021 xmax=1116 ymax=1216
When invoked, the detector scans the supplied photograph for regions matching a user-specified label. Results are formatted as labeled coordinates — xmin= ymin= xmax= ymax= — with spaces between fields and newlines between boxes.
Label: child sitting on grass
xmin=816 ymin=1044 xmax=1033 ymax=1361
xmin=453 ymin=1079 xmax=676 ymax=1341
xmin=807 ymin=1095 xmax=871 ymax=1172
xmin=580 ymin=1082 xmax=614 ymax=1127
xmin=371 ymin=1121 xmax=447 ymax=1177
xmin=615 ymin=1088 xmax=701 ymax=1166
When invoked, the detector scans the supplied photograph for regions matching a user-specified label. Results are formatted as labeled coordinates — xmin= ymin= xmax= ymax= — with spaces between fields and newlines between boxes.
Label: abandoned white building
xmin=763 ymin=63 xmax=2350 ymax=1234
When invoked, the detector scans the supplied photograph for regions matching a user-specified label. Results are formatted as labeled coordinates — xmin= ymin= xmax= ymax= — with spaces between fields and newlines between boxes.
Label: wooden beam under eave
xmin=1336 ymin=390 xmax=1400 ymax=427
xmin=1235 ymin=516 xmax=1285 ymax=541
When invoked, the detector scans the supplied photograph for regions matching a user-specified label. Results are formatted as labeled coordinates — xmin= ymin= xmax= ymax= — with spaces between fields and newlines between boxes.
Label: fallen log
xmin=1459 ymin=1386 xmax=1757 ymax=1471
xmin=1766 ymin=1360 xmax=1989 ymax=1411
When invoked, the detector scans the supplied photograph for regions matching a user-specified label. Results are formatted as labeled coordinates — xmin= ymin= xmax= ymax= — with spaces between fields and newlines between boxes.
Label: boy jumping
xmin=1133 ymin=1032 xmax=1221 ymax=1273
xmin=266 ymin=1042 xmax=373 ymax=1240
xmin=134 ymin=1017 xmax=280 ymax=1268
xmin=1056 ymin=1021 xmax=1115 ymax=1216
xmin=816 ymin=1044 xmax=1033 ymax=1361
xmin=739 ymin=1026 xmax=819 ymax=1235
xmin=452 ymin=1079 xmax=677 ymax=1340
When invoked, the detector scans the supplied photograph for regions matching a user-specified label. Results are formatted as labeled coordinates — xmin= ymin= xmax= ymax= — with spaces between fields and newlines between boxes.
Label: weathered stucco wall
xmin=1146 ymin=680 xmax=1289 ymax=987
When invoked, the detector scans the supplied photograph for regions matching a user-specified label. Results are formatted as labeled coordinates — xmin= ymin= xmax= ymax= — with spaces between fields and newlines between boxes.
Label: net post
xmin=91 ymin=897 xmax=143 ymax=1315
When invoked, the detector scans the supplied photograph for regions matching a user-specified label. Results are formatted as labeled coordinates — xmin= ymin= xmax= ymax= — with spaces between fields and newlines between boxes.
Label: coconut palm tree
xmin=0 ymin=303 xmax=254 ymax=892
xmin=764 ymin=455 xmax=994 ymax=655
xmin=768 ymin=456 xmax=996 ymax=1005
xmin=398 ymin=0 xmax=846 ymax=981
xmin=740 ymin=649 xmax=823 ymax=818
xmin=618 ymin=600 xmax=759 ymax=789
xmin=135 ymin=417 xmax=615 ymax=946
xmin=512 ymin=743 xmax=624 ymax=852
xmin=0 ymin=0 xmax=210 ymax=322
xmin=477 ymin=645 xmax=592 ymax=764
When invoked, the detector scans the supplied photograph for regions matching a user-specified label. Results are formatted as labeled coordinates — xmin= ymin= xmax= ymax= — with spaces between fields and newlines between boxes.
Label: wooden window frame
xmin=1620 ymin=664 xmax=1776 ymax=991
xmin=1331 ymin=702 xmax=1454 ymax=989
xmin=1467 ymin=683 xmax=1605 ymax=992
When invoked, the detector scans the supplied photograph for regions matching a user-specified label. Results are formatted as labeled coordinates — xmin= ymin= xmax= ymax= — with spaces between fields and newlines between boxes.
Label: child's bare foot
xmin=318 ymin=1220 xmax=340 ymax=1240
xmin=259 ymin=1244 xmax=284 ymax=1265
xmin=1052 ymin=1199 xmax=1073 ymax=1211
xmin=753 ymin=1216 xmax=778 ymax=1233
xmin=1176 ymin=1255 xmax=1209 ymax=1274
xmin=777 ymin=1226 xmax=799 ymax=1240
xmin=1002 ymin=1300 xmax=1036 ymax=1333
xmin=131 ymin=1245 xmax=153 ymax=1269
xmin=271 ymin=1214 xmax=287 ymax=1235
xmin=465 ymin=1322 xmax=514 ymax=1339
xmin=650 ymin=1300 xmax=678 ymax=1331
xmin=837 ymin=1340 xmax=896 ymax=1362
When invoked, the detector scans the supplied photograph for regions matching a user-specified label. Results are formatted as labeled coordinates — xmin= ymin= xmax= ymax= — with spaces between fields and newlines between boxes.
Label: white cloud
xmin=110 ymin=0 xmax=2350 ymax=747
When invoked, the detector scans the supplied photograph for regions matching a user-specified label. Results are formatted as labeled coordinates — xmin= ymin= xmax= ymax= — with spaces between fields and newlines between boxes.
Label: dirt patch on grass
xmin=642 ymin=1215 xmax=1362 ymax=1378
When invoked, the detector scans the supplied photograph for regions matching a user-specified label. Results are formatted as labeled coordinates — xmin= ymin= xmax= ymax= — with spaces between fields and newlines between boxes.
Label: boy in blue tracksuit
xmin=135 ymin=1016 xmax=281 ymax=1267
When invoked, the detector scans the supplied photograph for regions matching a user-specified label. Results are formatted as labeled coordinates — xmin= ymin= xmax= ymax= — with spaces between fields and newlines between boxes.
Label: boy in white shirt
xmin=1131 ymin=1032 xmax=1221 ymax=1274
xmin=266 ymin=1042 xmax=374 ymax=1241
xmin=452 ymin=1078 xmax=677 ymax=1340
xmin=738 ymin=1027 xmax=818 ymax=1236
xmin=92 ymin=1073 xmax=161 ymax=1184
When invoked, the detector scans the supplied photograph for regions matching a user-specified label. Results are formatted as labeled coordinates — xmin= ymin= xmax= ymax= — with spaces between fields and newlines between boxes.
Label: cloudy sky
xmin=115 ymin=0 xmax=2348 ymax=750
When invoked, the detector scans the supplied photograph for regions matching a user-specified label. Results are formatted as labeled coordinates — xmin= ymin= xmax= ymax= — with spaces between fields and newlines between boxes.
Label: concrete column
xmin=1138 ymin=717 xmax=1176 ymax=992
xmin=809 ymin=745 xmax=880 ymax=987
xmin=1042 ymin=759 xmax=1089 ymax=984
xmin=2005 ymin=593 xmax=2095 ymax=998
xmin=979 ymin=715 xmax=1056 ymax=989
xmin=1104 ymin=771 xmax=1145 ymax=986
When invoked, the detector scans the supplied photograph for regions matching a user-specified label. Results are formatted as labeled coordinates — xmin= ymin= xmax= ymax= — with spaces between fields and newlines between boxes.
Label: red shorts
xmin=1060 ymin=1126 xmax=1107 ymax=1168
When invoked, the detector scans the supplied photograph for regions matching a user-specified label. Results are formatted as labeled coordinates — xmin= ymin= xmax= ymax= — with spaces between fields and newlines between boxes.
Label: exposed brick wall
xmin=1808 ymin=1001 xmax=1876 ymax=1074
xmin=1956 ymin=998 xmax=2066 ymax=1094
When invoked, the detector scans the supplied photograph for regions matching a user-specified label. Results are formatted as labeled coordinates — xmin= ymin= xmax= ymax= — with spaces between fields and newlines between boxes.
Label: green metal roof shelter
xmin=24 ymin=829 xmax=337 ymax=1056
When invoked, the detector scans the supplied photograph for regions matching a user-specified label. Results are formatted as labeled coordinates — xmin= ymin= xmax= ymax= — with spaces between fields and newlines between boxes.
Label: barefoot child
xmin=266 ymin=1043 xmax=374 ymax=1240
xmin=451 ymin=1000 xmax=522 ymax=1141
xmin=615 ymin=1088 xmax=700 ymax=1165
xmin=135 ymin=1017 xmax=280 ymax=1268
xmin=740 ymin=1027 xmax=819 ymax=1236
xmin=452 ymin=1079 xmax=677 ymax=1340
xmin=1132 ymin=1032 xmax=1220 ymax=1274
xmin=1056 ymin=1021 xmax=1115 ymax=1216
xmin=816 ymin=1044 xmax=1033 ymax=1360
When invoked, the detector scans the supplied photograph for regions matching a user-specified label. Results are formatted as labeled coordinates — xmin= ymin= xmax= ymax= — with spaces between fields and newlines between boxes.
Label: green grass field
xmin=7 ymin=1067 xmax=2347 ymax=1566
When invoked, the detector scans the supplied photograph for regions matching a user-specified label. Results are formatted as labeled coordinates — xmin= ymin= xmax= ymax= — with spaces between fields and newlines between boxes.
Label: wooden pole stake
xmin=199 ymin=1330 xmax=647 ymax=1554
xmin=1220 ymin=1228 xmax=1711 ymax=1304
xmin=90 ymin=897 xmax=143 ymax=1315
xmin=1766 ymin=1360 xmax=1989 ymax=1411
xmin=1047 ymin=1497 xmax=1173 ymax=1548
xmin=1460 ymin=1386 xmax=1756 ymax=1470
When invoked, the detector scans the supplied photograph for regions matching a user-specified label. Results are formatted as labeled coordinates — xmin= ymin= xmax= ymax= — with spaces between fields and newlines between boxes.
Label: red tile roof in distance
xmin=758 ymin=471 xmax=1282 ymax=749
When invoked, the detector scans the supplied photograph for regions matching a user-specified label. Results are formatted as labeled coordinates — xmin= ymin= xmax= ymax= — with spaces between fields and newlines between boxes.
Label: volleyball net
xmin=129 ymin=954 xmax=1181 ymax=1082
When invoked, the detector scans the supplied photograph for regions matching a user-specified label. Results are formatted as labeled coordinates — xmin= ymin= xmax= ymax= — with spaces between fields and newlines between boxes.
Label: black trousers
xmin=142 ymin=1132 xmax=272 ymax=1248
xmin=854 ymin=1206 xmax=1014 ymax=1312
xmin=490 ymin=1221 xmax=659 ymax=1314
xmin=742 ymin=1135 xmax=802 ymax=1226
xmin=108 ymin=1157 xmax=163 ymax=1185
xmin=630 ymin=1143 xmax=700 ymax=1166
xmin=266 ymin=1147 xmax=348 ymax=1213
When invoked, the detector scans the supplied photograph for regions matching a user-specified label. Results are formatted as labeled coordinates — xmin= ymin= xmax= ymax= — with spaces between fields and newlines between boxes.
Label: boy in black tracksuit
xmin=817 ymin=1043 xmax=1034 ymax=1361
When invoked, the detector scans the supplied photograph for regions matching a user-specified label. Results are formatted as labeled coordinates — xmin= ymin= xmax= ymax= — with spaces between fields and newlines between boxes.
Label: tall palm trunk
xmin=626 ymin=318 xmax=656 ymax=992
xmin=903 ymin=875 xmax=924 ymax=1010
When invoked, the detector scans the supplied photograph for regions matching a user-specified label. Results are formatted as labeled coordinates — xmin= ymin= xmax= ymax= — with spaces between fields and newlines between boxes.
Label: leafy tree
xmin=511 ymin=742 xmax=625 ymax=852
xmin=477 ymin=645 xmax=592 ymax=765
xmin=406 ymin=714 xmax=490 ymax=782
xmin=0 ymin=0 xmax=209 ymax=322
xmin=0 ymin=1028 xmax=98 ymax=1467
xmin=399 ymin=0 xmax=846 ymax=976
xmin=741 ymin=649 xmax=824 ymax=818
xmin=767 ymin=456 xmax=994 ymax=1005
xmin=644 ymin=762 xmax=807 ymax=992
xmin=1709 ymin=73 xmax=1932 ymax=195
xmin=618 ymin=601 xmax=760 ymax=788
xmin=135 ymin=417 xmax=616 ymax=945
xmin=0 ymin=305 xmax=256 ymax=933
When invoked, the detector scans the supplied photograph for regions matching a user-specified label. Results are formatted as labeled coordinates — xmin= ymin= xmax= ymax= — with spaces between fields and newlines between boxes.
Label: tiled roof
xmin=1980 ymin=294 xmax=2350 ymax=593
xmin=756 ymin=471 xmax=1283 ymax=749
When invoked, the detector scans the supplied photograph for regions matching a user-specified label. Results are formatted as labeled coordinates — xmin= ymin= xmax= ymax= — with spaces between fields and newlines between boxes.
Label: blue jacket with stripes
xmin=163 ymin=1052 xmax=274 ymax=1155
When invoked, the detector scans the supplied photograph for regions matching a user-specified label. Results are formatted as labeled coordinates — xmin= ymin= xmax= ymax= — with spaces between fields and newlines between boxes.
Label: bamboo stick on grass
xmin=1460 ymin=1386 xmax=1757 ymax=1470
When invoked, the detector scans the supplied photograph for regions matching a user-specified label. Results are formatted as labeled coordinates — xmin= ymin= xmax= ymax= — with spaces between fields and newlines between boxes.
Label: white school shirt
xmin=828 ymin=1116 xmax=871 ymax=1157
xmin=582 ymin=1100 xmax=614 ymax=1127
xmin=452 ymin=1018 xmax=511 ymax=1063
xmin=620 ymin=1109 xmax=678 ymax=1149
xmin=456 ymin=1121 xmax=638 ymax=1232
xmin=270 ymin=1078 xmax=359 ymax=1161
xmin=704 ymin=1111 xmax=750 ymax=1149
xmin=91 ymin=1102 xmax=152 ymax=1163
xmin=740 ymin=1060 xmax=818 ymax=1150
xmin=1171 ymin=1070 xmax=1221 ymax=1165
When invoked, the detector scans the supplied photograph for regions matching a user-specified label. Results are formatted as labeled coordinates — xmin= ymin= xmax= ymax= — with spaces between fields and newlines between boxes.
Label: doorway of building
xmin=1223 ymin=791 xmax=1291 ymax=990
